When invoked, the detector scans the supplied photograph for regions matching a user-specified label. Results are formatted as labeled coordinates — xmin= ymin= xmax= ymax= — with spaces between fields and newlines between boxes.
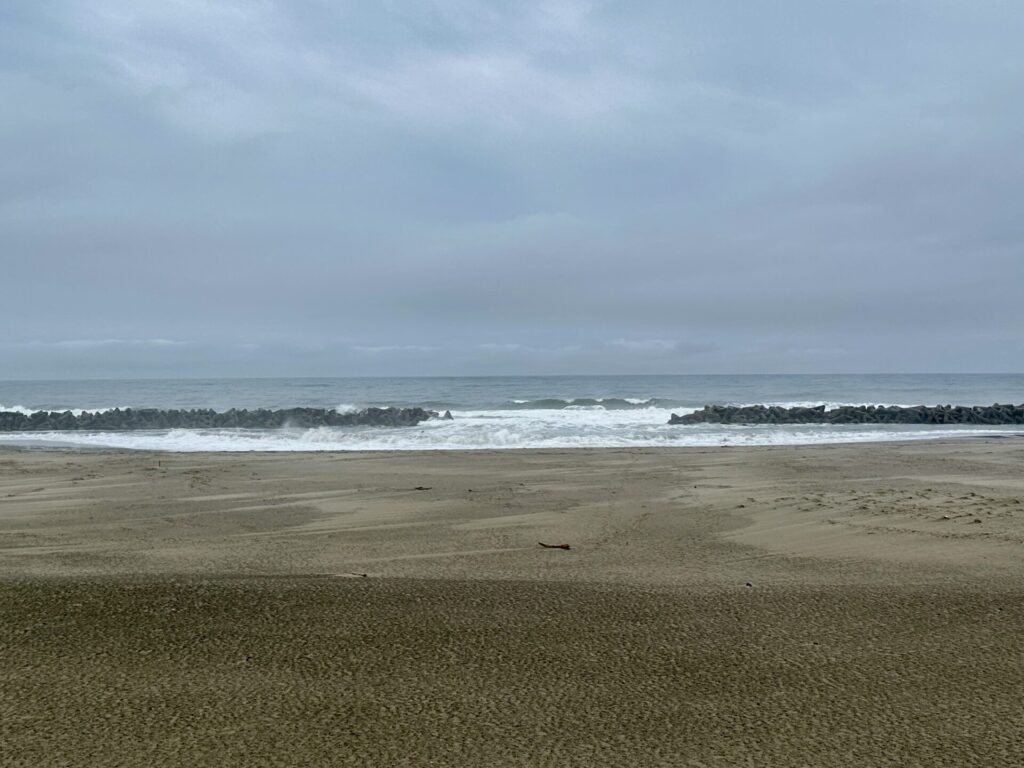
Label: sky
xmin=2 ymin=0 xmax=1022 ymax=378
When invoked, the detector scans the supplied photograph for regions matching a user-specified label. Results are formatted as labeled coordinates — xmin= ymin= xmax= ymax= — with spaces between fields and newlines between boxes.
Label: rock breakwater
xmin=669 ymin=404 xmax=1024 ymax=425
xmin=0 ymin=407 xmax=437 ymax=432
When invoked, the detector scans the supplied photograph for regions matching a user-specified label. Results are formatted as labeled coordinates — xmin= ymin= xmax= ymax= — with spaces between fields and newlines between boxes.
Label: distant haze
xmin=2 ymin=1 xmax=1022 ymax=378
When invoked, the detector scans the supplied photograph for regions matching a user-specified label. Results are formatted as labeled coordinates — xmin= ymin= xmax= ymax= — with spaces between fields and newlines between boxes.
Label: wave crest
xmin=507 ymin=397 xmax=662 ymax=410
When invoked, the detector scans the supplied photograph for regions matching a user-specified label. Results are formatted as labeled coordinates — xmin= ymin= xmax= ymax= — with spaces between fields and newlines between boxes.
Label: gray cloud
xmin=2 ymin=1 xmax=1022 ymax=378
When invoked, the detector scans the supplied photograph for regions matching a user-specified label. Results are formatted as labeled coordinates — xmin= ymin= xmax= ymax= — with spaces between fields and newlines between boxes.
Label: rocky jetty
xmin=669 ymin=403 xmax=1024 ymax=426
xmin=0 ymin=407 xmax=437 ymax=432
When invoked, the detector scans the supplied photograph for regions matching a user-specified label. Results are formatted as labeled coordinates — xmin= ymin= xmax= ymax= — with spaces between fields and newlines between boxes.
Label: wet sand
xmin=2 ymin=441 xmax=1023 ymax=766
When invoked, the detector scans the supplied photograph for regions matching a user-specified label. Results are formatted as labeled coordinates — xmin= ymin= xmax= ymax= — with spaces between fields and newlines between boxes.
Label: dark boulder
xmin=0 ymin=406 xmax=436 ymax=432
xmin=668 ymin=403 xmax=1024 ymax=426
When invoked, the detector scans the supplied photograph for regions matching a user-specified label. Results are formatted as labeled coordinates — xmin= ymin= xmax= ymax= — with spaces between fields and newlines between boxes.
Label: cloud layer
xmin=3 ymin=1 xmax=1022 ymax=377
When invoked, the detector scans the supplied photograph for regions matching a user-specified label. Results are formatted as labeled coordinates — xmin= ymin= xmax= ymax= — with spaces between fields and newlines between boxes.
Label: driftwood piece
xmin=538 ymin=542 xmax=571 ymax=550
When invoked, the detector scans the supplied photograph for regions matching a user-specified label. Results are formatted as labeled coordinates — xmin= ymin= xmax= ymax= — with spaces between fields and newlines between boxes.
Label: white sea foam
xmin=0 ymin=403 xmax=125 ymax=417
xmin=0 ymin=404 xmax=38 ymax=416
xmin=506 ymin=397 xmax=661 ymax=409
xmin=0 ymin=406 xmax=1018 ymax=452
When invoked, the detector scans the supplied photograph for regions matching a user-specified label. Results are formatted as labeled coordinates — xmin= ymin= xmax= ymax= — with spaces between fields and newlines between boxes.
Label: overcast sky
xmin=2 ymin=1 xmax=1022 ymax=378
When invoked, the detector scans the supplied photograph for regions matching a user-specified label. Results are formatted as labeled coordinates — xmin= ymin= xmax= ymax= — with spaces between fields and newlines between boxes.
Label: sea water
xmin=0 ymin=374 xmax=1021 ymax=451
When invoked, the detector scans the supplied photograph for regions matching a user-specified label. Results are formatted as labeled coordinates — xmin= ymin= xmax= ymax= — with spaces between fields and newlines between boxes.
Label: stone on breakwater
xmin=0 ymin=407 xmax=438 ymax=432
xmin=668 ymin=403 xmax=1024 ymax=426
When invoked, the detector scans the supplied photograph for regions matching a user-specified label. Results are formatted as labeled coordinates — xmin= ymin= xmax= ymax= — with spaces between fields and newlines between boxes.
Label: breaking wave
xmin=507 ymin=397 xmax=665 ymax=410
xmin=0 ymin=403 xmax=126 ymax=417
xmin=0 ymin=404 xmax=1019 ymax=452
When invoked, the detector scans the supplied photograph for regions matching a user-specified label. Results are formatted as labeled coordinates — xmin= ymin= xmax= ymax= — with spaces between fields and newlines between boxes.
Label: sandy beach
xmin=2 ymin=440 xmax=1023 ymax=766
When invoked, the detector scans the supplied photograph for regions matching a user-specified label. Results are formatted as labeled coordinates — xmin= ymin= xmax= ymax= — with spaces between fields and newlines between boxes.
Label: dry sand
xmin=2 ymin=440 xmax=1023 ymax=766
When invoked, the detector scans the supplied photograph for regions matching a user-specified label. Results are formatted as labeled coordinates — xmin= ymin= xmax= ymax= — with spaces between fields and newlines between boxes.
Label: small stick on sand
xmin=538 ymin=542 xmax=571 ymax=550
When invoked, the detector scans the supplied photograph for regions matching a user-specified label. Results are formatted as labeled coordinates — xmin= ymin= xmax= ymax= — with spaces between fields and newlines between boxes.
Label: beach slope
xmin=2 ymin=441 xmax=1023 ymax=766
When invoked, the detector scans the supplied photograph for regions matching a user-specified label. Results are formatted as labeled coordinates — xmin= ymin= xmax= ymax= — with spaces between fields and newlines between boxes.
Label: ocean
xmin=0 ymin=374 xmax=1021 ymax=451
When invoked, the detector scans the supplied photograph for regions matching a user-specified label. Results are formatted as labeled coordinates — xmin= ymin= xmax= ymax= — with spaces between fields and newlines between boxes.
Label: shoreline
xmin=2 ymin=429 xmax=1023 ymax=455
